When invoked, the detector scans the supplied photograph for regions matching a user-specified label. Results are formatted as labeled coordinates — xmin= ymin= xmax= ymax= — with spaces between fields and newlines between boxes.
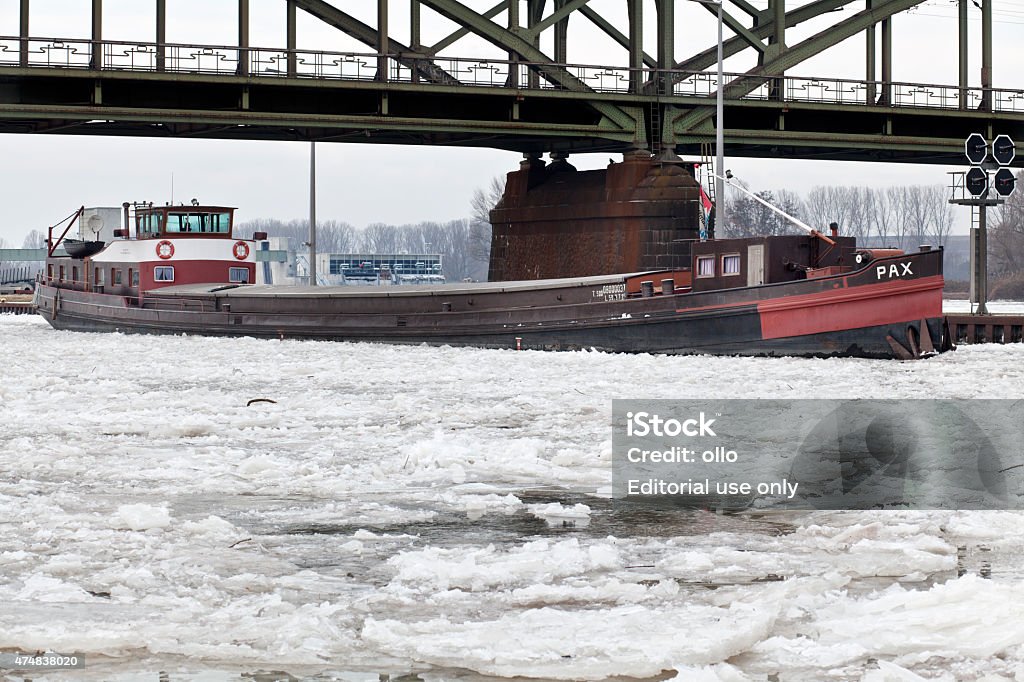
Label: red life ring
xmin=232 ymin=241 xmax=250 ymax=260
xmin=156 ymin=240 xmax=175 ymax=259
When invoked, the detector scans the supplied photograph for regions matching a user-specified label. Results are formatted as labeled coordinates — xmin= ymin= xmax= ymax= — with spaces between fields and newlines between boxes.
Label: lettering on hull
xmin=876 ymin=262 xmax=913 ymax=280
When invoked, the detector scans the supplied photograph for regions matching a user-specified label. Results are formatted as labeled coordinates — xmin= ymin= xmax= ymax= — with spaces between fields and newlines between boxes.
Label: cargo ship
xmin=33 ymin=200 xmax=947 ymax=359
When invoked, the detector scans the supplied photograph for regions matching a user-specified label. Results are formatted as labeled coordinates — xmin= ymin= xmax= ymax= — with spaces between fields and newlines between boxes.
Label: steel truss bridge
xmin=1 ymin=0 xmax=1022 ymax=164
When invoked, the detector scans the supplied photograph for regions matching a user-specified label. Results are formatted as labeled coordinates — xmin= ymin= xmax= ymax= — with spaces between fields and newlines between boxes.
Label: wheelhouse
xmin=134 ymin=205 xmax=236 ymax=239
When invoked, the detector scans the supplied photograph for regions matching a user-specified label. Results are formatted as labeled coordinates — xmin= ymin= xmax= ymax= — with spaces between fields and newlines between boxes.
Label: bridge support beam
xmin=656 ymin=0 xmax=674 ymax=96
xmin=655 ymin=0 xmax=674 ymax=152
xmin=553 ymin=0 xmax=568 ymax=66
xmin=287 ymin=0 xmax=297 ymax=77
xmin=768 ymin=0 xmax=785 ymax=99
xmin=411 ymin=1 xmax=421 ymax=82
xmin=91 ymin=0 xmax=102 ymax=70
xmin=865 ymin=0 xmax=875 ymax=103
xmin=19 ymin=0 xmax=29 ymax=67
xmin=880 ymin=15 xmax=891 ymax=104
xmin=507 ymin=0 xmax=519 ymax=88
xmin=238 ymin=0 xmax=249 ymax=76
xmin=772 ymin=0 xmax=785 ymax=49
xmin=378 ymin=0 xmax=389 ymax=82
xmin=156 ymin=0 xmax=166 ymax=71
xmin=527 ymin=0 xmax=544 ymax=89
xmin=981 ymin=0 xmax=992 ymax=111
xmin=411 ymin=1 xmax=421 ymax=49
xmin=627 ymin=0 xmax=644 ymax=94
xmin=958 ymin=0 xmax=968 ymax=110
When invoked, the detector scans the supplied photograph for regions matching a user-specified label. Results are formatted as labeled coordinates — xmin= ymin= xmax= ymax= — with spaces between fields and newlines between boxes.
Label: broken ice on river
xmin=1 ymin=313 xmax=1023 ymax=681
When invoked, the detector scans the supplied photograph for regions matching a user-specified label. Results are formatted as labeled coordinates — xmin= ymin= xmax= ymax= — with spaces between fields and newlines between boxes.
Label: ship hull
xmin=34 ymin=250 xmax=946 ymax=359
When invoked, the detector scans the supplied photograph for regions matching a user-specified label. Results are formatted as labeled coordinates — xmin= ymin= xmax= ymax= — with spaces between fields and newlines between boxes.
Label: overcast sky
xmin=1 ymin=0 xmax=1022 ymax=245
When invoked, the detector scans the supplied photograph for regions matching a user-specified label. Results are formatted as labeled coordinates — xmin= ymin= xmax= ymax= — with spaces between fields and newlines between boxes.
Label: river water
xmin=1 ymin=314 xmax=1023 ymax=681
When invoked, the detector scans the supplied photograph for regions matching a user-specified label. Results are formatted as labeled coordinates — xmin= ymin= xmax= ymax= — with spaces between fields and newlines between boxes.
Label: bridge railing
xmin=2 ymin=35 xmax=1023 ymax=113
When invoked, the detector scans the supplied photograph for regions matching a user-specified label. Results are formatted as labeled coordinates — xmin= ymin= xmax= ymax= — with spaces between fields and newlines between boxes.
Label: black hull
xmin=43 ymin=309 xmax=943 ymax=359
xmin=35 ymin=248 xmax=948 ymax=359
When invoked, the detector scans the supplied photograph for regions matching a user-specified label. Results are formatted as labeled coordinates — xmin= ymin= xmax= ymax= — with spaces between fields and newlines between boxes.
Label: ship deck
xmin=148 ymin=272 xmax=653 ymax=299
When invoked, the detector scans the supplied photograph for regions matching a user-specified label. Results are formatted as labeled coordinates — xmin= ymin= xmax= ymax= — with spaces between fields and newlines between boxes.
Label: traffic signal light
xmin=994 ymin=168 xmax=1016 ymax=197
xmin=965 ymin=133 xmax=988 ymax=165
xmin=992 ymin=135 xmax=1016 ymax=166
xmin=966 ymin=167 xmax=988 ymax=196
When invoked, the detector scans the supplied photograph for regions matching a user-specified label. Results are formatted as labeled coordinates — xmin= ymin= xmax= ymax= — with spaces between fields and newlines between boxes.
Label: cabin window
xmin=47 ymin=264 xmax=54 ymax=281
xmin=154 ymin=266 xmax=175 ymax=282
xmin=136 ymin=211 xmax=164 ymax=237
xmin=130 ymin=268 xmax=139 ymax=287
xmin=165 ymin=211 xmax=231 ymax=234
xmin=72 ymin=266 xmax=79 ymax=283
xmin=59 ymin=265 xmax=65 ymax=282
xmin=95 ymin=267 xmax=104 ymax=286
xmin=696 ymin=256 xmax=715 ymax=278
xmin=229 ymin=267 xmax=250 ymax=283
xmin=113 ymin=268 xmax=122 ymax=285
xmin=722 ymin=254 xmax=741 ymax=276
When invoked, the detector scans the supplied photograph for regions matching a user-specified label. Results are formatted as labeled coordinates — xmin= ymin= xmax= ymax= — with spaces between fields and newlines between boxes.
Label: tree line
xmin=721 ymin=182 xmax=956 ymax=248
xmin=234 ymin=217 xmax=492 ymax=282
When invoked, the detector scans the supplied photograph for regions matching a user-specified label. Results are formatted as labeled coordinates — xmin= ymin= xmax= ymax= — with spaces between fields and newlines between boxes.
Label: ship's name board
xmin=593 ymin=284 xmax=627 ymax=301
xmin=875 ymin=262 xmax=913 ymax=280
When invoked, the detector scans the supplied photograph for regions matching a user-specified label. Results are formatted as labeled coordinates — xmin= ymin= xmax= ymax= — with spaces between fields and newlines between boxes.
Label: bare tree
xmin=317 ymin=220 xmax=357 ymax=253
xmin=360 ymin=222 xmax=404 ymax=253
xmin=885 ymin=186 xmax=915 ymax=249
xmin=22 ymin=229 xmax=46 ymax=249
xmin=805 ymin=186 xmax=849 ymax=234
xmin=722 ymin=182 xmax=805 ymax=238
xmin=990 ymin=170 xmax=1024 ymax=274
xmin=923 ymin=185 xmax=955 ymax=247
xmin=865 ymin=188 xmax=896 ymax=245
xmin=803 ymin=186 xmax=876 ymax=239
xmin=470 ymin=175 xmax=505 ymax=266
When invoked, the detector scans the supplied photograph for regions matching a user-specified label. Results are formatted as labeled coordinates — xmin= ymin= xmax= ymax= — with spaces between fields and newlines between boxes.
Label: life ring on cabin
xmin=232 ymin=241 xmax=250 ymax=260
xmin=156 ymin=240 xmax=175 ymax=259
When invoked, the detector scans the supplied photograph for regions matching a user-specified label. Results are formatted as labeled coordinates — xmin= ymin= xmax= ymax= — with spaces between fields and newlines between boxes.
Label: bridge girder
xmin=0 ymin=0 xmax=1020 ymax=165
xmin=673 ymin=0 xmax=929 ymax=136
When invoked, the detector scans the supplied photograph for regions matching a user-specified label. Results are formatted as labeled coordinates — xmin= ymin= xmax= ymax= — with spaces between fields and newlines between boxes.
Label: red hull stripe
xmin=758 ymin=275 xmax=944 ymax=340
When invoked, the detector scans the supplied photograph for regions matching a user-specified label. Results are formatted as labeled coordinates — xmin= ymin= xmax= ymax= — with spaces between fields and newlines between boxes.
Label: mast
xmin=309 ymin=141 xmax=317 ymax=286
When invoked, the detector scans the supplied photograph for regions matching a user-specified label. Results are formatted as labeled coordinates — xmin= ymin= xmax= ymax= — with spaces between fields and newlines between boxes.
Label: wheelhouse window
xmin=130 ymin=269 xmax=139 ymax=287
xmin=696 ymin=255 xmax=715 ymax=278
xmin=722 ymin=254 xmax=741 ymax=276
xmin=136 ymin=211 xmax=164 ymax=238
xmin=47 ymin=264 xmax=54 ymax=281
xmin=154 ymin=266 xmax=175 ymax=282
xmin=59 ymin=266 xmax=65 ymax=282
xmin=72 ymin=266 xmax=79 ymax=283
xmin=113 ymin=268 xmax=122 ymax=285
xmin=165 ymin=212 xmax=231 ymax=235
xmin=95 ymin=267 xmax=104 ymax=286
xmin=229 ymin=267 xmax=250 ymax=283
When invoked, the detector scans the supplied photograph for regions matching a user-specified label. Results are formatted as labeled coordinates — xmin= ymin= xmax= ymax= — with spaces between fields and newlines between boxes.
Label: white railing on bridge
xmin=2 ymin=35 xmax=1022 ymax=113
